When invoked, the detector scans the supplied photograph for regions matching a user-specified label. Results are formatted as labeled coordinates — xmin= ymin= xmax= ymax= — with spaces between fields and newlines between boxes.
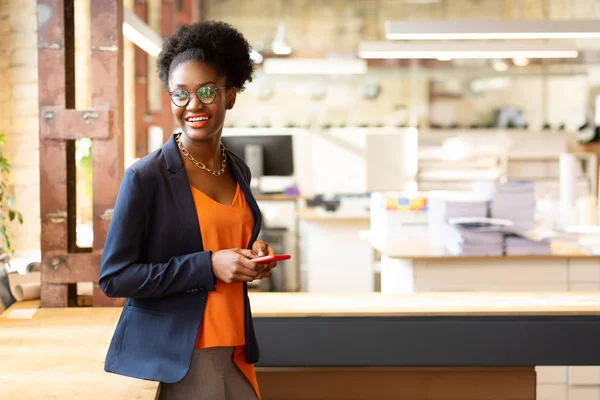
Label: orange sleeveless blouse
xmin=190 ymin=183 xmax=261 ymax=399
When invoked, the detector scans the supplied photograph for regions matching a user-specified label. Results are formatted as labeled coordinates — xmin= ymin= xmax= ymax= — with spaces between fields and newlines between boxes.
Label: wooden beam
xmin=90 ymin=0 xmax=124 ymax=307
xmin=37 ymin=0 xmax=76 ymax=307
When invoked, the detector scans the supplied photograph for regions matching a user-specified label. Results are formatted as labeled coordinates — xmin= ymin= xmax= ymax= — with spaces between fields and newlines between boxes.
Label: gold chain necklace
xmin=175 ymin=134 xmax=227 ymax=176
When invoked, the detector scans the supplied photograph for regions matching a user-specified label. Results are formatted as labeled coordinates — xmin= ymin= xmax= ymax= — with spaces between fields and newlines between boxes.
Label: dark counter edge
xmin=254 ymin=315 xmax=600 ymax=367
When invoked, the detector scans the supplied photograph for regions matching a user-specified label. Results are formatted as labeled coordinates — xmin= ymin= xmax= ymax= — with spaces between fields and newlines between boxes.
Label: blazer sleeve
xmin=99 ymin=168 xmax=217 ymax=299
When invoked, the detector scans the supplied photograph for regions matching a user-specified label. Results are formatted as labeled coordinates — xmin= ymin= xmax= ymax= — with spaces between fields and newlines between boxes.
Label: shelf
xmin=255 ymin=194 xmax=302 ymax=201
xmin=222 ymin=127 xmax=308 ymax=136
xmin=508 ymin=153 xmax=598 ymax=161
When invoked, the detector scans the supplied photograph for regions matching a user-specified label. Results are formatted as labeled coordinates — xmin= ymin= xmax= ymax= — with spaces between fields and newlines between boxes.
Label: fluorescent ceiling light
xmin=358 ymin=41 xmax=579 ymax=59
xmin=386 ymin=19 xmax=600 ymax=40
xmin=263 ymin=58 xmax=367 ymax=75
xmin=123 ymin=7 xmax=162 ymax=56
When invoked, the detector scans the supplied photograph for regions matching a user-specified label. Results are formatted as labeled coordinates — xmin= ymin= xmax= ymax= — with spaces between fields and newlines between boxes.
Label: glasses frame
xmin=168 ymin=85 xmax=230 ymax=108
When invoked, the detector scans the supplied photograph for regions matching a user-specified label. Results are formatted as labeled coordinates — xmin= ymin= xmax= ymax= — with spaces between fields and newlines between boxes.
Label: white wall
xmin=228 ymin=73 xmax=428 ymax=129
xmin=229 ymin=71 xmax=591 ymax=134
xmin=432 ymin=74 xmax=589 ymax=131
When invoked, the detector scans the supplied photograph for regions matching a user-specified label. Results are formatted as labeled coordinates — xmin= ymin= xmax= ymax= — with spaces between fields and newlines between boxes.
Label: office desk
xmin=3 ymin=293 xmax=600 ymax=400
xmin=372 ymin=240 xmax=600 ymax=293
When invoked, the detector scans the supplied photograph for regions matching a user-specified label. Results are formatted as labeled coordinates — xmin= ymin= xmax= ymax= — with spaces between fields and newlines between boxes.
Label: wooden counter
xmin=251 ymin=293 xmax=600 ymax=400
xmin=4 ymin=293 xmax=600 ymax=400
xmin=249 ymin=291 xmax=600 ymax=317
xmin=249 ymin=293 xmax=600 ymax=369
xmin=0 ymin=301 xmax=159 ymax=400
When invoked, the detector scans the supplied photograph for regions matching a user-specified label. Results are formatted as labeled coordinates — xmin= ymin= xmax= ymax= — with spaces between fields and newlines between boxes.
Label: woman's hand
xmin=211 ymin=248 xmax=260 ymax=283
xmin=252 ymin=240 xmax=277 ymax=279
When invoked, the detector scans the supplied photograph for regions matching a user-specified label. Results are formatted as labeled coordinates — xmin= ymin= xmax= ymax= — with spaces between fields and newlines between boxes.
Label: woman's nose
xmin=186 ymin=93 xmax=203 ymax=112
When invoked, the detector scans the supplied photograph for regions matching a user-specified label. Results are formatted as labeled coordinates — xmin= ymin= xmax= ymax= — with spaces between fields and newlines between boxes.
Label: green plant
xmin=0 ymin=134 xmax=23 ymax=253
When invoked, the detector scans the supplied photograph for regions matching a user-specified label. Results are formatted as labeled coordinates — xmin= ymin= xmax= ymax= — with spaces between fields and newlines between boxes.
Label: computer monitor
xmin=221 ymin=135 xmax=294 ymax=177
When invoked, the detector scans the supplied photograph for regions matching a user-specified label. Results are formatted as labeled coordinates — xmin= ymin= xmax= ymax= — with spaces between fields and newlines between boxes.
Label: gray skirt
xmin=159 ymin=346 xmax=259 ymax=400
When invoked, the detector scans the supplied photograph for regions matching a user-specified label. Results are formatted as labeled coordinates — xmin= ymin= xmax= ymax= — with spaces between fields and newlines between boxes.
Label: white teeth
xmin=188 ymin=117 xmax=208 ymax=122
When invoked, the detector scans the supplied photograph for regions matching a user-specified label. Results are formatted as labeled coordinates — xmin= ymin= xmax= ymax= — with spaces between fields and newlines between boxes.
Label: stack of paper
xmin=505 ymin=235 xmax=550 ymax=255
xmin=490 ymin=181 xmax=535 ymax=232
xmin=445 ymin=199 xmax=489 ymax=219
xmin=444 ymin=225 xmax=504 ymax=256
xmin=427 ymin=193 xmax=490 ymax=250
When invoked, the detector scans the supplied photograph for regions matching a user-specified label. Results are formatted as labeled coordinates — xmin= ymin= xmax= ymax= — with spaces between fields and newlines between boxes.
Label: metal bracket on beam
xmin=42 ymin=251 xmax=103 ymax=283
xmin=40 ymin=107 xmax=113 ymax=140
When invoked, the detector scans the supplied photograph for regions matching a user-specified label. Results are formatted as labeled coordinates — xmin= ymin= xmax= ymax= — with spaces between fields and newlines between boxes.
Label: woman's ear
xmin=227 ymin=89 xmax=237 ymax=110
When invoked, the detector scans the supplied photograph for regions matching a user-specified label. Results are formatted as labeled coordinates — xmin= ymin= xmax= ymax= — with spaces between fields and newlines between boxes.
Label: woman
xmin=99 ymin=21 xmax=276 ymax=400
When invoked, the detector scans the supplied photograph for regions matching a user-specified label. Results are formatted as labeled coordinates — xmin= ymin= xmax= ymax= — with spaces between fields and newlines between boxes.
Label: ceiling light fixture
xmin=491 ymin=59 xmax=509 ymax=72
xmin=272 ymin=22 xmax=292 ymax=55
xmin=358 ymin=41 xmax=579 ymax=59
xmin=250 ymin=49 xmax=264 ymax=64
xmin=512 ymin=57 xmax=530 ymax=67
xmin=385 ymin=19 xmax=600 ymax=40
xmin=263 ymin=58 xmax=367 ymax=75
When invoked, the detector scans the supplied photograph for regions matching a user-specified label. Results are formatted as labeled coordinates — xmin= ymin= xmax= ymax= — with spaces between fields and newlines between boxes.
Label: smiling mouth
xmin=186 ymin=116 xmax=209 ymax=122
xmin=185 ymin=115 xmax=211 ymax=129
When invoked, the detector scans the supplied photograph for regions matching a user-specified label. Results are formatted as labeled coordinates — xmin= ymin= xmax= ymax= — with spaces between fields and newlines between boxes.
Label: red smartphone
xmin=251 ymin=254 xmax=291 ymax=263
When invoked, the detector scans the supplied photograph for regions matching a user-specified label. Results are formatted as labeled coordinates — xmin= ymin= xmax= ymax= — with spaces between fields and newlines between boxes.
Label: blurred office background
xmin=2 ymin=1 xmax=600 ymax=397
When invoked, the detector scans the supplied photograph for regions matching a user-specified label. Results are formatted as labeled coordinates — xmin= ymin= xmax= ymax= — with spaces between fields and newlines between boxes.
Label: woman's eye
xmin=174 ymin=90 xmax=188 ymax=99
xmin=199 ymin=87 xmax=216 ymax=99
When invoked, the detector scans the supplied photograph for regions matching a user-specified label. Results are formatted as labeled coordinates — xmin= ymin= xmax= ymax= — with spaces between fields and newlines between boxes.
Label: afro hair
xmin=157 ymin=21 xmax=255 ymax=92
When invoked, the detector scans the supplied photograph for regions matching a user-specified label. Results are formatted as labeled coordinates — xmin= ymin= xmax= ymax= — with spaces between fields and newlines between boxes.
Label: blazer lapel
xmin=227 ymin=150 xmax=262 ymax=248
xmin=169 ymin=169 xmax=203 ymax=251
xmin=164 ymin=135 xmax=203 ymax=251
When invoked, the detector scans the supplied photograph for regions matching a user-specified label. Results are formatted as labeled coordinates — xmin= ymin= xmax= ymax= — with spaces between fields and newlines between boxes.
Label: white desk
xmin=297 ymin=209 xmax=372 ymax=293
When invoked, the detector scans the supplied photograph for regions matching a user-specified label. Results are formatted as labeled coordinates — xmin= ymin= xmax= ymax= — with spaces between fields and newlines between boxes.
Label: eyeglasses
xmin=168 ymin=86 xmax=229 ymax=108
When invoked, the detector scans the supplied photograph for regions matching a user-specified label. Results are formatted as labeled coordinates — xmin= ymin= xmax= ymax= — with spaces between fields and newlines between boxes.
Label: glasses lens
xmin=198 ymin=86 xmax=217 ymax=104
xmin=171 ymin=89 xmax=189 ymax=107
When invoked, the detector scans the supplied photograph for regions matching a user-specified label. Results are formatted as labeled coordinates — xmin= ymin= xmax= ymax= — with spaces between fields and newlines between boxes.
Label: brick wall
xmin=0 ymin=0 xmax=40 ymax=253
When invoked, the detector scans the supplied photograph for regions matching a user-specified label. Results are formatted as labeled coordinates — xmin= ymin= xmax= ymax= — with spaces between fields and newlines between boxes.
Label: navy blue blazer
xmin=99 ymin=134 xmax=262 ymax=383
